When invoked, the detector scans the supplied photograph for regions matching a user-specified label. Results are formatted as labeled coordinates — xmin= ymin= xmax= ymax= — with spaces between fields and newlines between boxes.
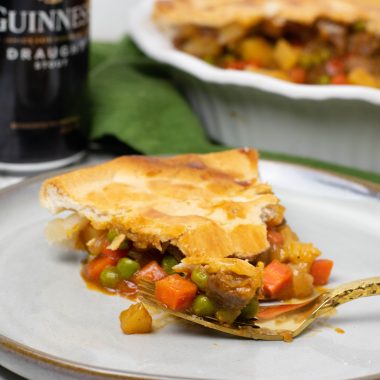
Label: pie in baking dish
xmin=153 ymin=0 xmax=380 ymax=87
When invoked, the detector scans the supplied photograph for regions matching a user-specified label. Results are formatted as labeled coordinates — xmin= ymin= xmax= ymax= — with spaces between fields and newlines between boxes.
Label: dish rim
xmin=0 ymin=159 xmax=379 ymax=380
xmin=129 ymin=0 xmax=380 ymax=105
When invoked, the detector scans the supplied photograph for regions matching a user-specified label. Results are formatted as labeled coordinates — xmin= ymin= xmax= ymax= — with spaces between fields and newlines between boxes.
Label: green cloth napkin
xmin=88 ymin=38 xmax=380 ymax=184
xmin=88 ymin=38 xmax=222 ymax=155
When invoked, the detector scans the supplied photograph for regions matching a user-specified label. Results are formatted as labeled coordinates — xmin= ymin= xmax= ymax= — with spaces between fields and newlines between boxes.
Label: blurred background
xmin=1 ymin=0 xmax=380 ymax=181
xmin=91 ymin=0 xmax=132 ymax=41
xmin=100 ymin=0 xmax=380 ymax=176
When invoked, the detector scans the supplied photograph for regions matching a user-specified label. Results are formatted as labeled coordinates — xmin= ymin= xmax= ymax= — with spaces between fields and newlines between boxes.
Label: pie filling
xmin=174 ymin=18 xmax=380 ymax=87
xmin=46 ymin=213 xmax=333 ymax=324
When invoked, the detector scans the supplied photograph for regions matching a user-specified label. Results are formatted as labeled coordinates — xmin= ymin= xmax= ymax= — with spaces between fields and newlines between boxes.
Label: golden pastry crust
xmin=40 ymin=149 xmax=281 ymax=261
xmin=153 ymin=0 xmax=380 ymax=36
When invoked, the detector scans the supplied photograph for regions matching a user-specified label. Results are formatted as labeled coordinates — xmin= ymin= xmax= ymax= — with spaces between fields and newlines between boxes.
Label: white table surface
xmin=91 ymin=0 xmax=134 ymax=41
xmin=0 ymin=1 xmax=129 ymax=378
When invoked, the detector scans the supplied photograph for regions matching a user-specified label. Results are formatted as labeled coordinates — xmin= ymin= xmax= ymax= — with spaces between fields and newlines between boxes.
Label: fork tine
xmin=138 ymin=280 xmax=291 ymax=341
xmin=139 ymin=277 xmax=380 ymax=341
xmin=138 ymin=280 xmax=155 ymax=293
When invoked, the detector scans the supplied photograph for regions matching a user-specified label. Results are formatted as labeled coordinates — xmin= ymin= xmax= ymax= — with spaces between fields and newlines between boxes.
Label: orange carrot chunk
xmin=310 ymin=259 xmax=334 ymax=286
xmin=257 ymin=299 xmax=312 ymax=320
xmin=289 ymin=67 xmax=306 ymax=84
xmin=84 ymin=256 xmax=115 ymax=282
xmin=331 ymin=74 xmax=348 ymax=85
xmin=263 ymin=260 xmax=293 ymax=298
xmin=133 ymin=261 xmax=167 ymax=283
xmin=155 ymin=274 xmax=198 ymax=311
xmin=101 ymin=247 xmax=126 ymax=262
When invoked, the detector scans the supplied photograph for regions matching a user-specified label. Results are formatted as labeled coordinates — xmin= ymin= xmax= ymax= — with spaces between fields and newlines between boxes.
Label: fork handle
xmin=319 ymin=276 xmax=380 ymax=313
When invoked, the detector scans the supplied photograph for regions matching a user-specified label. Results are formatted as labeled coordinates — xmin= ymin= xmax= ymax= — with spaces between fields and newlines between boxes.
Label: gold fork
xmin=138 ymin=277 xmax=380 ymax=341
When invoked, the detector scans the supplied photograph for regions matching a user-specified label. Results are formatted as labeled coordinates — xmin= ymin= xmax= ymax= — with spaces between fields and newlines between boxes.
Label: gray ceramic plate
xmin=1 ymin=161 xmax=380 ymax=380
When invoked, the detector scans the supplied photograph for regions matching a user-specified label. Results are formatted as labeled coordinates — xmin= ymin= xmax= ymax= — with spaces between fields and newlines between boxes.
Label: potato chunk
xmin=348 ymin=68 xmax=378 ymax=88
xmin=239 ymin=37 xmax=273 ymax=65
xmin=119 ymin=303 xmax=152 ymax=334
xmin=274 ymin=39 xmax=300 ymax=70
xmin=182 ymin=36 xmax=221 ymax=58
xmin=291 ymin=265 xmax=314 ymax=298
xmin=285 ymin=241 xmax=321 ymax=270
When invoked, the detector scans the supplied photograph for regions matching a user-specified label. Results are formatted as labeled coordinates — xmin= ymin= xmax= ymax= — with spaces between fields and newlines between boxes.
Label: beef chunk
xmin=348 ymin=33 xmax=380 ymax=56
xmin=206 ymin=272 xmax=257 ymax=310
xmin=317 ymin=20 xmax=348 ymax=54
xmin=283 ymin=21 xmax=316 ymax=44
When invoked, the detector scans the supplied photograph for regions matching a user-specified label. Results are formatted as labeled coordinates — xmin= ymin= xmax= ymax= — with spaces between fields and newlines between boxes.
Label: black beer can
xmin=0 ymin=0 xmax=89 ymax=172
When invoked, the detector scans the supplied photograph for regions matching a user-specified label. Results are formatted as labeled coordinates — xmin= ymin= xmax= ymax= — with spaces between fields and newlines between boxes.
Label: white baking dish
xmin=130 ymin=0 xmax=380 ymax=172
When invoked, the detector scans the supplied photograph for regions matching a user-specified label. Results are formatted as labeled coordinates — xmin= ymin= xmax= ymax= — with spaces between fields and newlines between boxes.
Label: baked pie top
xmin=40 ymin=149 xmax=282 ymax=274
xmin=153 ymin=0 xmax=380 ymax=36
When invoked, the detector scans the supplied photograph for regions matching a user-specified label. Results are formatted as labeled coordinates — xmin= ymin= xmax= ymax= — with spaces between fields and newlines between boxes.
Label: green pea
xmin=161 ymin=255 xmax=178 ymax=275
xmin=191 ymin=266 xmax=208 ymax=291
xmin=100 ymin=266 xmax=121 ymax=289
xmin=299 ymin=54 xmax=315 ymax=69
xmin=107 ymin=229 xmax=119 ymax=243
xmin=353 ymin=20 xmax=366 ymax=33
xmin=319 ymin=48 xmax=331 ymax=62
xmin=117 ymin=258 xmax=140 ymax=280
xmin=222 ymin=54 xmax=235 ymax=64
xmin=192 ymin=295 xmax=216 ymax=317
xmin=203 ymin=56 xmax=215 ymax=65
xmin=215 ymin=309 xmax=241 ymax=324
xmin=107 ymin=229 xmax=130 ymax=250
xmin=240 ymin=297 xmax=259 ymax=319
xmin=317 ymin=75 xmax=331 ymax=85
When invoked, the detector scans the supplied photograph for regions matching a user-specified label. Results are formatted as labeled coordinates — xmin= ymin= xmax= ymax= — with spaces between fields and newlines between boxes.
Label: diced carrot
xmin=155 ymin=274 xmax=198 ymax=311
xmin=246 ymin=60 xmax=262 ymax=69
xmin=225 ymin=60 xmax=247 ymax=70
xmin=267 ymin=229 xmax=285 ymax=247
xmin=288 ymin=67 xmax=306 ymax=84
xmin=331 ymin=74 xmax=348 ymax=85
xmin=132 ymin=261 xmax=167 ymax=283
xmin=326 ymin=58 xmax=345 ymax=76
xmin=84 ymin=256 xmax=115 ymax=282
xmin=83 ymin=247 xmax=126 ymax=282
xmin=226 ymin=60 xmax=262 ymax=70
xmin=263 ymin=260 xmax=293 ymax=298
xmin=310 ymin=259 xmax=334 ymax=286
xmin=257 ymin=299 xmax=312 ymax=320
xmin=101 ymin=247 xmax=127 ymax=261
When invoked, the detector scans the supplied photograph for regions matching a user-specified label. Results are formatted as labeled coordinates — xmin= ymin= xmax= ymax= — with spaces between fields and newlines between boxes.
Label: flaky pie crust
xmin=153 ymin=0 xmax=380 ymax=36
xmin=40 ymin=149 xmax=282 ymax=269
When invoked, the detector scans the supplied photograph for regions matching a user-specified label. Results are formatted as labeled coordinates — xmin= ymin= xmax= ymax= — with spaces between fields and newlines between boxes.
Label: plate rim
xmin=129 ymin=0 xmax=380 ymax=105
xmin=0 ymin=158 xmax=379 ymax=380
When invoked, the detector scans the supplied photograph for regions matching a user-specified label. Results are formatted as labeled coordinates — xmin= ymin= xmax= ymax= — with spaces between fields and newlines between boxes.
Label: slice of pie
xmin=40 ymin=149 xmax=333 ymax=324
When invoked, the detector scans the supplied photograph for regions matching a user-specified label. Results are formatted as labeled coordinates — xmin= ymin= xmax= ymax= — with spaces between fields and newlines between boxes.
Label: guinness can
xmin=0 ymin=0 xmax=89 ymax=172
